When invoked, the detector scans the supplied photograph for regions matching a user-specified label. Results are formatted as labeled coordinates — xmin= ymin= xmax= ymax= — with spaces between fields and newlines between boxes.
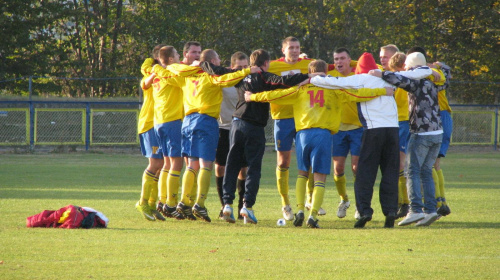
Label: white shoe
xmin=337 ymin=200 xmax=350 ymax=218
xmin=318 ymin=207 xmax=326 ymax=216
xmin=354 ymin=209 xmax=361 ymax=220
xmin=282 ymin=205 xmax=294 ymax=221
xmin=416 ymin=213 xmax=439 ymax=226
xmin=398 ymin=212 xmax=425 ymax=226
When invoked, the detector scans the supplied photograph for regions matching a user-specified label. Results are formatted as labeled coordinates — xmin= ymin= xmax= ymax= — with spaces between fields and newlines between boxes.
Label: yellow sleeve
xmin=167 ymin=63 xmax=202 ymax=76
xmin=429 ymin=68 xmax=446 ymax=86
xmin=339 ymin=88 xmax=386 ymax=102
xmin=141 ymin=58 xmax=154 ymax=76
xmin=209 ymin=68 xmax=251 ymax=87
xmin=152 ymin=64 xmax=184 ymax=88
xmin=250 ymin=86 xmax=299 ymax=105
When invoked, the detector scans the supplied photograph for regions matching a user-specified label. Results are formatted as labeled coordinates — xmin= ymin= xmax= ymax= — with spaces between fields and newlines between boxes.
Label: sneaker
xmin=164 ymin=204 xmax=185 ymax=220
xmin=222 ymin=204 xmax=236 ymax=223
xmin=397 ymin=203 xmax=409 ymax=219
xmin=282 ymin=205 xmax=294 ymax=221
xmin=318 ymin=207 xmax=327 ymax=216
xmin=437 ymin=204 xmax=451 ymax=216
xmin=354 ymin=215 xmax=372 ymax=228
xmin=354 ymin=209 xmax=361 ymax=220
xmin=136 ymin=201 xmax=155 ymax=221
xmin=240 ymin=207 xmax=258 ymax=224
xmin=398 ymin=212 xmax=425 ymax=226
xmin=293 ymin=211 xmax=305 ymax=227
xmin=416 ymin=213 xmax=439 ymax=226
xmin=306 ymin=216 xmax=320 ymax=228
xmin=192 ymin=204 xmax=211 ymax=223
xmin=176 ymin=202 xmax=196 ymax=221
xmin=150 ymin=206 xmax=166 ymax=221
xmin=156 ymin=202 xmax=170 ymax=218
xmin=337 ymin=200 xmax=350 ymax=218
xmin=384 ymin=212 xmax=397 ymax=228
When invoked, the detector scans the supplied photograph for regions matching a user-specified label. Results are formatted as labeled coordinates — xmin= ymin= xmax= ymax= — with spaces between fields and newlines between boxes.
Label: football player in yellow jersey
xmin=267 ymin=36 xmax=314 ymax=221
xmin=407 ymin=47 xmax=453 ymax=218
xmin=327 ymin=48 xmax=360 ymax=220
xmin=161 ymin=49 xmax=258 ymax=222
xmin=245 ymin=60 xmax=393 ymax=228
xmin=150 ymin=46 xmax=200 ymax=220
xmin=135 ymin=45 xmax=166 ymax=222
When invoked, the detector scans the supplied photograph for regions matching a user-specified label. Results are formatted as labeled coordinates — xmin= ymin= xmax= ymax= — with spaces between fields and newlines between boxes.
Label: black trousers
xmin=223 ymin=119 xmax=265 ymax=208
xmin=354 ymin=127 xmax=399 ymax=217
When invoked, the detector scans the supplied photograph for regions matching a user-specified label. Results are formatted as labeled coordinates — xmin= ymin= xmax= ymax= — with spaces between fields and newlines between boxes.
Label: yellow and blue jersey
xmin=138 ymin=58 xmax=155 ymax=134
xmin=326 ymin=68 xmax=362 ymax=128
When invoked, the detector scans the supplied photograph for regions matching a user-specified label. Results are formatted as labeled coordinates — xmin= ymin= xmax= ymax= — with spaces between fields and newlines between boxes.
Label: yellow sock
xmin=437 ymin=169 xmax=446 ymax=205
xmin=311 ymin=182 xmax=326 ymax=219
xmin=433 ymin=168 xmax=442 ymax=207
xmin=398 ymin=170 xmax=409 ymax=204
xmin=196 ymin=167 xmax=212 ymax=208
xmin=166 ymin=170 xmax=181 ymax=207
xmin=189 ymin=173 xmax=198 ymax=207
xmin=276 ymin=167 xmax=290 ymax=206
xmin=295 ymin=175 xmax=308 ymax=211
xmin=334 ymin=173 xmax=348 ymax=201
xmin=158 ymin=169 xmax=169 ymax=204
xmin=306 ymin=172 xmax=314 ymax=204
xmin=181 ymin=167 xmax=197 ymax=205
xmin=140 ymin=170 xmax=155 ymax=205
xmin=148 ymin=175 xmax=159 ymax=207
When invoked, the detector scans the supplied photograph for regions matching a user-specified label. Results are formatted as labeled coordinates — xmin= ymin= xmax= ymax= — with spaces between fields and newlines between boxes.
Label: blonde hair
xmin=308 ymin=60 xmax=327 ymax=74
xmin=380 ymin=44 xmax=400 ymax=54
xmin=388 ymin=52 xmax=406 ymax=71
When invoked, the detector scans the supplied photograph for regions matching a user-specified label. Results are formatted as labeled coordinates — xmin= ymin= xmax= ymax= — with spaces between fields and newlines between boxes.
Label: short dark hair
xmin=407 ymin=46 xmax=427 ymax=58
xmin=152 ymin=44 xmax=167 ymax=60
xmin=334 ymin=47 xmax=351 ymax=57
xmin=308 ymin=60 xmax=328 ymax=74
xmin=230 ymin=51 xmax=249 ymax=68
xmin=158 ymin=46 xmax=176 ymax=65
xmin=250 ymin=49 xmax=270 ymax=67
xmin=282 ymin=36 xmax=300 ymax=48
xmin=183 ymin=41 xmax=201 ymax=54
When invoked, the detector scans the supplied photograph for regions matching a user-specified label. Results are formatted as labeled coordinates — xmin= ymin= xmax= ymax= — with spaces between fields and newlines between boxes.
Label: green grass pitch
xmin=1 ymin=150 xmax=499 ymax=279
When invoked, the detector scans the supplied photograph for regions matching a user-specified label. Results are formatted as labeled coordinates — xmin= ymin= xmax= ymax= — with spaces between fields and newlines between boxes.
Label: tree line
xmin=0 ymin=0 xmax=498 ymax=103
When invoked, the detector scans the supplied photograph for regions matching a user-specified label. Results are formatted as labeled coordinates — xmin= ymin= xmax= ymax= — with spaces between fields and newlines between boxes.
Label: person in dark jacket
xmin=200 ymin=49 xmax=309 ymax=224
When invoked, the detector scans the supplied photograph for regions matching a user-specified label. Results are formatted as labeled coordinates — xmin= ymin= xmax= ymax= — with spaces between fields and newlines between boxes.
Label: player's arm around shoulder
xmin=141 ymin=58 xmax=155 ymax=76
xmin=247 ymin=86 xmax=301 ymax=105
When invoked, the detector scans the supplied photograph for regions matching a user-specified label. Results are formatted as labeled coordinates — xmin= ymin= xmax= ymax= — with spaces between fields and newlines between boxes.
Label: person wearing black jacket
xmin=200 ymin=49 xmax=309 ymax=224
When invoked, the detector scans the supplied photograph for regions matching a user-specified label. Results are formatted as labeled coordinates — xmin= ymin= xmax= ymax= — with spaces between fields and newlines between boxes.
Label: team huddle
xmin=135 ymin=36 xmax=453 ymax=229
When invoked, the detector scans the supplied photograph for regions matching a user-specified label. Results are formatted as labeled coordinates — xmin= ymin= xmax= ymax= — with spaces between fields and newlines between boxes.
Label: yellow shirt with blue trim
xmin=165 ymin=63 xmax=251 ymax=119
xmin=138 ymin=58 xmax=155 ymax=134
xmin=326 ymin=69 xmax=362 ymax=129
xmin=250 ymin=84 xmax=387 ymax=134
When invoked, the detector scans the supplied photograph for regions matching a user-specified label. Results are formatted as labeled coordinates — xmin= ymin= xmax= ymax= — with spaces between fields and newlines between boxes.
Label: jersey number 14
xmin=307 ymin=90 xmax=325 ymax=107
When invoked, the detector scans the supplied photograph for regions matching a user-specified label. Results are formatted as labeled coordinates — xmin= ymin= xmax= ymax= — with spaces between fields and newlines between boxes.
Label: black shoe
xmin=306 ymin=216 xmax=320 ymax=229
xmin=156 ymin=202 xmax=170 ymax=218
xmin=218 ymin=209 xmax=224 ymax=220
xmin=354 ymin=215 xmax=372 ymax=228
xmin=293 ymin=212 xmax=305 ymax=227
xmin=384 ymin=212 xmax=397 ymax=228
xmin=176 ymin=202 xmax=195 ymax=221
xmin=164 ymin=204 xmax=185 ymax=220
xmin=192 ymin=204 xmax=211 ymax=223
xmin=437 ymin=204 xmax=451 ymax=216
xmin=397 ymin=204 xmax=409 ymax=219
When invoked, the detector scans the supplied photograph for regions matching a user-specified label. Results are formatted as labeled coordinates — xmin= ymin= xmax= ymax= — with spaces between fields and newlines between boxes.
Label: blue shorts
xmin=274 ymin=118 xmax=296 ymax=151
xmin=181 ymin=113 xmax=219 ymax=161
xmin=399 ymin=121 xmax=410 ymax=153
xmin=332 ymin=127 xmax=363 ymax=157
xmin=439 ymin=110 xmax=453 ymax=157
xmin=139 ymin=128 xmax=162 ymax=159
xmin=154 ymin=120 xmax=182 ymax=157
xmin=296 ymin=128 xmax=332 ymax=175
